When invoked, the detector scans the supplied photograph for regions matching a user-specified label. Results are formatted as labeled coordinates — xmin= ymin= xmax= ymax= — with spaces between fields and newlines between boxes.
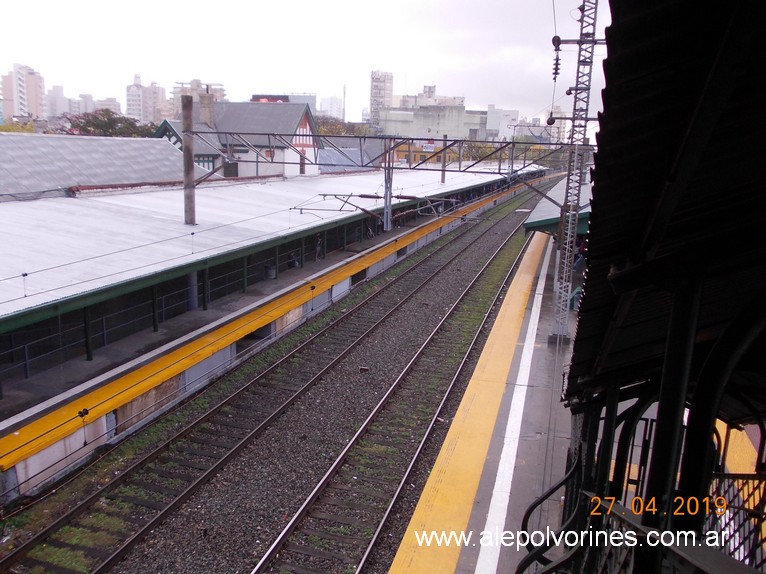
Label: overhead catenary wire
xmin=549 ymin=0 xmax=561 ymax=114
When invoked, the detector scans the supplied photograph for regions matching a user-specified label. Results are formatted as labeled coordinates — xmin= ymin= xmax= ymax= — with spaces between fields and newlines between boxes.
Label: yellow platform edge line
xmin=0 ymin=186 xmax=527 ymax=470
xmin=389 ymin=232 xmax=548 ymax=574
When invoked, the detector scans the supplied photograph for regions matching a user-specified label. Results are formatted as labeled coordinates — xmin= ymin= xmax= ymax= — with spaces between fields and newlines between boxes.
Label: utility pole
xmin=549 ymin=0 xmax=603 ymax=342
xmin=182 ymin=95 xmax=196 ymax=226
xmin=383 ymin=137 xmax=394 ymax=231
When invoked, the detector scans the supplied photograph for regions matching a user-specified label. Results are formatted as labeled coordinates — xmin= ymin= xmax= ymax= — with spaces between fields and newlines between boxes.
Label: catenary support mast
xmin=549 ymin=0 xmax=602 ymax=341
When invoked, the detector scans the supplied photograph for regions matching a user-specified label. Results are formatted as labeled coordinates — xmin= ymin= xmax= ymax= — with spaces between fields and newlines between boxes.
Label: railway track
xmin=252 ymin=217 xmax=534 ymax=574
xmin=0 ymin=186 xmax=548 ymax=574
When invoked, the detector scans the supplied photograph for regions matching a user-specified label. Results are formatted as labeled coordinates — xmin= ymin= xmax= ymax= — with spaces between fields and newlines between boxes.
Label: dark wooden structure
xmin=519 ymin=0 xmax=766 ymax=571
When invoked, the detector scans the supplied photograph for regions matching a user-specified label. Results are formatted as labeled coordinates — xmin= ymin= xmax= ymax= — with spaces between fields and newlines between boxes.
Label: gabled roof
xmin=211 ymin=101 xmax=316 ymax=143
xmin=154 ymin=119 xmax=221 ymax=156
xmin=0 ymin=132 xmax=214 ymax=199
xmin=156 ymin=101 xmax=319 ymax=154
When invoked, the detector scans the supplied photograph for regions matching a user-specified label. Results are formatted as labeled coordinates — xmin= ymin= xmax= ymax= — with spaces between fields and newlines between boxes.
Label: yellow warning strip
xmin=389 ymin=232 xmax=547 ymax=574
xmin=0 ymin=187 xmax=524 ymax=471
xmin=0 ymin=289 xmax=305 ymax=471
xmin=0 ymin=234 xmax=404 ymax=470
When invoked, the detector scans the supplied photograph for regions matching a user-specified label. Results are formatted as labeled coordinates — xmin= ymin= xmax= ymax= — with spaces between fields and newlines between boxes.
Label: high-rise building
xmin=369 ymin=70 xmax=393 ymax=127
xmin=546 ymin=105 xmax=567 ymax=142
xmin=95 ymin=98 xmax=122 ymax=115
xmin=126 ymin=75 xmax=167 ymax=124
xmin=1 ymin=73 xmax=13 ymax=121
xmin=2 ymin=64 xmax=47 ymax=120
xmin=78 ymin=94 xmax=96 ymax=114
xmin=318 ymin=96 xmax=344 ymax=120
xmin=172 ymin=79 xmax=226 ymax=116
xmin=48 ymin=87 xmax=123 ymax=119
xmin=47 ymin=85 xmax=71 ymax=118
xmin=126 ymin=75 xmax=144 ymax=121
xmin=14 ymin=64 xmax=46 ymax=119
xmin=486 ymin=104 xmax=520 ymax=140
xmin=396 ymin=85 xmax=465 ymax=109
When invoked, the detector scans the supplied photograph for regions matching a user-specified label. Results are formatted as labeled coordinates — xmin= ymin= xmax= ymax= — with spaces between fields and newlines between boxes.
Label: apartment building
xmin=1 ymin=64 xmax=47 ymax=121
xmin=126 ymin=75 xmax=170 ymax=124
xmin=369 ymin=70 xmax=393 ymax=127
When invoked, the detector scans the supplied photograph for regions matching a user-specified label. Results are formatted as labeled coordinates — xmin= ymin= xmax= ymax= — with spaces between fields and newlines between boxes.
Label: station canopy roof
xmin=0 ymin=168 xmax=503 ymax=327
xmin=565 ymin=0 xmax=766 ymax=426
xmin=524 ymin=177 xmax=591 ymax=237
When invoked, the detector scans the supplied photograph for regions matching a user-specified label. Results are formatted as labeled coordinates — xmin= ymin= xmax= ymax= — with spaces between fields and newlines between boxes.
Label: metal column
xmin=83 ymin=306 xmax=93 ymax=361
xmin=642 ymin=279 xmax=701 ymax=529
xmin=151 ymin=285 xmax=159 ymax=332
xmin=383 ymin=137 xmax=393 ymax=232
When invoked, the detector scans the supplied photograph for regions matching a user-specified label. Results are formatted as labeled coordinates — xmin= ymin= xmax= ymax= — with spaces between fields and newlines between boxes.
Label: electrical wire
xmin=549 ymin=0 xmax=561 ymax=120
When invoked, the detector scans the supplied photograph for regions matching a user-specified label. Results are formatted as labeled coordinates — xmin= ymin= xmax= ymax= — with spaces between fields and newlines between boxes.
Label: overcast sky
xmin=1 ymin=0 xmax=609 ymax=124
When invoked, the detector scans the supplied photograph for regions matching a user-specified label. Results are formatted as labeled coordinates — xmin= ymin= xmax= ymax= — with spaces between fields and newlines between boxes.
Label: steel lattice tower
xmin=550 ymin=0 xmax=601 ymax=340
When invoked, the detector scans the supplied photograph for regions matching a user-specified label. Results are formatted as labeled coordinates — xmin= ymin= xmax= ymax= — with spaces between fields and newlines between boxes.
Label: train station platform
xmin=389 ymin=232 xmax=575 ymax=573
xmin=0 ymin=224 xmax=411 ymax=427
xmin=1 ymin=176 xmax=538 ymax=504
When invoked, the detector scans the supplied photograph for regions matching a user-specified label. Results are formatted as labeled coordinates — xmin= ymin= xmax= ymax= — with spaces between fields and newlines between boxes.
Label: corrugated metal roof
xmin=213 ymin=101 xmax=306 ymax=133
xmin=158 ymin=101 xmax=317 ymax=155
xmin=206 ymin=101 xmax=312 ymax=148
xmin=0 ymin=169 xmax=503 ymax=323
xmin=0 ymin=133 xmax=214 ymax=197
xmin=524 ymin=178 xmax=591 ymax=236
xmin=316 ymin=148 xmax=375 ymax=173
xmin=565 ymin=0 xmax=766 ymax=424
xmin=160 ymin=119 xmax=221 ymax=155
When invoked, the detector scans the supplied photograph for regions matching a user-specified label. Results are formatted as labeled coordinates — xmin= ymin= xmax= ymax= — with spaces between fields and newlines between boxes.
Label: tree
xmin=463 ymin=141 xmax=499 ymax=161
xmin=63 ymin=109 xmax=156 ymax=137
xmin=0 ymin=121 xmax=35 ymax=133
xmin=315 ymin=116 xmax=374 ymax=137
xmin=316 ymin=115 xmax=348 ymax=135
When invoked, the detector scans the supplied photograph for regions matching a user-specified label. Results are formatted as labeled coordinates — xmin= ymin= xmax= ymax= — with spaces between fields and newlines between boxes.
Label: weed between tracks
xmin=0 ymin=190 xmax=538 ymax=562
xmin=27 ymin=544 xmax=90 ymax=573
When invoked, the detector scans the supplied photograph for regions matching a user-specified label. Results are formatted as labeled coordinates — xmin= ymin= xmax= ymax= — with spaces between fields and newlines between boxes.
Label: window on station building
xmin=195 ymin=155 xmax=216 ymax=171
xmin=223 ymin=162 xmax=239 ymax=177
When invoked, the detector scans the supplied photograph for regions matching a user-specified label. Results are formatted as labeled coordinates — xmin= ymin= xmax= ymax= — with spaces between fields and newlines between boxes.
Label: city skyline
xmin=0 ymin=0 xmax=608 ymax=124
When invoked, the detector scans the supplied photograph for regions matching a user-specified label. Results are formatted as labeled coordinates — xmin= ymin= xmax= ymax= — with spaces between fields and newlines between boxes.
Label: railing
xmin=705 ymin=473 xmax=766 ymax=570
xmin=515 ymin=453 xmax=581 ymax=573
xmin=517 ymin=478 xmax=766 ymax=573
xmin=0 ymin=286 xmax=190 ymax=380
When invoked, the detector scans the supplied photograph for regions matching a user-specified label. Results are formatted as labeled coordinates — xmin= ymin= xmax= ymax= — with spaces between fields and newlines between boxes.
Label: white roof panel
xmin=0 ymin=132 xmax=215 ymax=197
xmin=0 ymin=170 xmax=503 ymax=319
xmin=525 ymin=177 xmax=592 ymax=226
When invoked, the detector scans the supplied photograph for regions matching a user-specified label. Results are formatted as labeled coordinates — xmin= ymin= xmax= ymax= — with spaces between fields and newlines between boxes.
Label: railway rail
xmin=0 ymin=185 xmax=549 ymax=574
xmin=252 ymin=221 xmax=535 ymax=574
